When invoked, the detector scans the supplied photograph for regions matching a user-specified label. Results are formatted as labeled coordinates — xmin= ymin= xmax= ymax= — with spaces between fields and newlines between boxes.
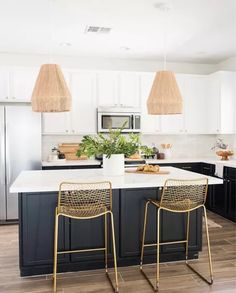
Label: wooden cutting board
xmin=125 ymin=169 xmax=170 ymax=175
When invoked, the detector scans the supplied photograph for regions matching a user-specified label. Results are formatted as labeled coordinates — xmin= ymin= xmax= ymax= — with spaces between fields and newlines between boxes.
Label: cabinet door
xmin=70 ymin=72 xmax=96 ymax=134
xmin=140 ymin=73 xmax=160 ymax=134
xmin=42 ymin=112 xmax=71 ymax=134
xmin=21 ymin=193 xmax=69 ymax=267
xmin=42 ymin=71 xmax=71 ymax=134
xmin=0 ymin=70 xmax=9 ymax=100
xmin=10 ymin=68 xmax=38 ymax=101
xmin=120 ymin=188 xmax=159 ymax=258
xmin=184 ymin=75 xmax=208 ymax=133
xmin=207 ymin=73 xmax=220 ymax=134
xmin=227 ymin=179 xmax=236 ymax=222
xmin=97 ymin=72 xmax=119 ymax=106
xmin=220 ymin=72 xmax=236 ymax=134
xmin=70 ymin=190 xmax=119 ymax=263
xmin=211 ymin=181 xmax=226 ymax=217
xmin=119 ymin=73 xmax=140 ymax=107
xmin=160 ymin=74 xmax=185 ymax=133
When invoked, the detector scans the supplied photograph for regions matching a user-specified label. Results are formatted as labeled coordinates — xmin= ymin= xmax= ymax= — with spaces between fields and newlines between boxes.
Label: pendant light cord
xmin=162 ymin=6 xmax=170 ymax=71
xmin=49 ymin=0 xmax=54 ymax=64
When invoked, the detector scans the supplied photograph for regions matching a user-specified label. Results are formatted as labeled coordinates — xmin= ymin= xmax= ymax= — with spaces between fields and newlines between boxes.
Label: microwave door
xmin=100 ymin=114 xmax=132 ymax=132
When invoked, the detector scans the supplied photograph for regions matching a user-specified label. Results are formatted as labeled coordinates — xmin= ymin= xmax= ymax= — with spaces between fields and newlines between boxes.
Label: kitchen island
xmin=10 ymin=167 xmax=222 ymax=277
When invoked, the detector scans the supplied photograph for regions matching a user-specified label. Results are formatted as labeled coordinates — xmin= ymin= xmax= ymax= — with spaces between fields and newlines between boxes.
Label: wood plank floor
xmin=0 ymin=211 xmax=235 ymax=293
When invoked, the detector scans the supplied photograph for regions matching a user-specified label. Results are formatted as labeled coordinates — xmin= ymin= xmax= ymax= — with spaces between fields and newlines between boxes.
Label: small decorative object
xmin=216 ymin=150 xmax=234 ymax=161
xmin=211 ymin=138 xmax=233 ymax=160
xmin=161 ymin=143 xmax=172 ymax=159
xmin=140 ymin=145 xmax=155 ymax=159
xmin=77 ymin=123 xmax=141 ymax=176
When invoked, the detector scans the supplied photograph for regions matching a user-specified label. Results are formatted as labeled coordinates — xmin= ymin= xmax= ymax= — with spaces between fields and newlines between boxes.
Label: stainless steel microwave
xmin=97 ymin=106 xmax=141 ymax=133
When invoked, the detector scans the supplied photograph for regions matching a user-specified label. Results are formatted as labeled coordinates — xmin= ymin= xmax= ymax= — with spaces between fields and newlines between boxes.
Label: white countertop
xmin=10 ymin=167 xmax=223 ymax=193
xmin=42 ymin=159 xmax=101 ymax=167
xmin=146 ymin=158 xmax=236 ymax=168
xmin=42 ymin=157 xmax=236 ymax=168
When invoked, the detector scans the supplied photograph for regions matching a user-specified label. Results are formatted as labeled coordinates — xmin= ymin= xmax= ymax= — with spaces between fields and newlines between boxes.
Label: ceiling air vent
xmin=85 ymin=26 xmax=112 ymax=34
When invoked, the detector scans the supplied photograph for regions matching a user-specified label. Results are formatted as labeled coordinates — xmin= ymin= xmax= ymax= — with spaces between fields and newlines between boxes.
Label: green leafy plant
xmin=77 ymin=125 xmax=141 ymax=159
xmin=140 ymin=145 xmax=155 ymax=157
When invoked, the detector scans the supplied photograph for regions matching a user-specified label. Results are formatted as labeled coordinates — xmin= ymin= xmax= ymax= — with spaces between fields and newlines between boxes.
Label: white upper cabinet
xmin=42 ymin=112 xmax=71 ymax=134
xmin=208 ymin=71 xmax=236 ymax=134
xmin=183 ymin=74 xmax=208 ymax=134
xmin=220 ymin=71 xmax=236 ymax=134
xmin=97 ymin=71 xmax=141 ymax=108
xmin=140 ymin=73 xmax=161 ymax=134
xmin=119 ymin=73 xmax=140 ymax=107
xmin=0 ymin=70 xmax=9 ymax=100
xmin=70 ymin=72 xmax=97 ymax=134
xmin=0 ymin=68 xmax=38 ymax=102
xmin=97 ymin=72 xmax=119 ymax=106
xmin=206 ymin=73 xmax=220 ymax=134
xmin=10 ymin=68 xmax=38 ymax=101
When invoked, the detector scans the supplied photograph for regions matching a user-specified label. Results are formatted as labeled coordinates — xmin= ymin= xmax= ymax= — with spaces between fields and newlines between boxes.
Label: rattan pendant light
xmin=31 ymin=0 xmax=71 ymax=112
xmin=147 ymin=4 xmax=183 ymax=115
xmin=31 ymin=64 xmax=71 ymax=112
xmin=147 ymin=71 xmax=182 ymax=114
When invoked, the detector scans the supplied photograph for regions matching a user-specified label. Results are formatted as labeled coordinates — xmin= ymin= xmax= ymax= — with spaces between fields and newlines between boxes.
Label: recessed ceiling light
xmin=120 ymin=46 xmax=130 ymax=51
xmin=153 ymin=2 xmax=172 ymax=11
xmin=59 ymin=42 xmax=72 ymax=47
xmin=196 ymin=51 xmax=206 ymax=55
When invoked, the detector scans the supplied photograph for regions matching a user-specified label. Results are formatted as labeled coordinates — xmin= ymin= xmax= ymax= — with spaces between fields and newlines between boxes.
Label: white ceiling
xmin=0 ymin=0 xmax=236 ymax=64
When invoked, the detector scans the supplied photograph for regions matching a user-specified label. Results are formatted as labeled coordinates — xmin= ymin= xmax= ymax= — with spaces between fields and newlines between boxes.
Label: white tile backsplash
xmin=42 ymin=134 xmax=236 ymax=161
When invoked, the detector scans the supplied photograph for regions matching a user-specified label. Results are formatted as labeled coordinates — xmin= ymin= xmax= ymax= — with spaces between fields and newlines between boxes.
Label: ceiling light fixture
xmin=31 ymin=1 xmax=71 ymax=112
xmin=147 ymin=3 xmax=183 ymax=115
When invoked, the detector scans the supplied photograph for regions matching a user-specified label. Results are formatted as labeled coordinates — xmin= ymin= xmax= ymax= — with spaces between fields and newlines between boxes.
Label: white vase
xmin=103 ymin=154 xmax=124 ymax=176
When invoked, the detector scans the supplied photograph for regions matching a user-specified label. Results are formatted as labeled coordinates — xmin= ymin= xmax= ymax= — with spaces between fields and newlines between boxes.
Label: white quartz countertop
xmin=41 ymin=157 xmax=236 ymax=168
xmin=146 ymin=158 xmax=236 ymax=168
xmin=42 ymin=159 xmax=101 ymax=167
xmin=10 ymin=167 xmax=223 ymax=193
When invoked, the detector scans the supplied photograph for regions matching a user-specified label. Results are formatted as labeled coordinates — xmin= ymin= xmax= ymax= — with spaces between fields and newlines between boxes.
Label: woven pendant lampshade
xmin=147 ymin=71 xmax=183 ymax=115
xmin=31 ymin=64 xmax=72 ymax=112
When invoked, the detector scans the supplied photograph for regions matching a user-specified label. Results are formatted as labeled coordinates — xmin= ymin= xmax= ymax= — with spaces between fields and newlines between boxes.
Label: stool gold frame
xmin=53 ymin=181 xmax=119 ymax=292
xmin=140 ymin=178 xmax=213 ymax=291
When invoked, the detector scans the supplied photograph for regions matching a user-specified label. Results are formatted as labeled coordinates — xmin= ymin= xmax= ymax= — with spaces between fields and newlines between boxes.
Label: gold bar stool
xmin=53 ymin=181 xmax=119 ymax=292
xmin=140 ymin=178 xmax=213 ymax=291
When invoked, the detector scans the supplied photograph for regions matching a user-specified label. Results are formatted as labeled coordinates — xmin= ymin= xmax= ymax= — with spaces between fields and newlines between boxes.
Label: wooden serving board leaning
xmin=125 ymin=170 xmax=170 ymax=175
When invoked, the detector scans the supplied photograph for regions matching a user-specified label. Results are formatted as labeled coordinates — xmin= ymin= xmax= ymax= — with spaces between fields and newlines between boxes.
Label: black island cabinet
xmin=19 ymin=187 xmax=202 ymax=277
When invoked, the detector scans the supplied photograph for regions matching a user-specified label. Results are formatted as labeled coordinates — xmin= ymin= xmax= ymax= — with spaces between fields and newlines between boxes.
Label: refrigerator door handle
xmin=0 ymin=123 xmax=5 ymax=185
xmin=6 ymin=123 xmax=11 ymax=185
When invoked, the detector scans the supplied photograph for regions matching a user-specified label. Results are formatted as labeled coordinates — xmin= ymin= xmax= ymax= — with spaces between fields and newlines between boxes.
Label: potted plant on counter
xmin=76 ymin=126 xmax=140 ymax=176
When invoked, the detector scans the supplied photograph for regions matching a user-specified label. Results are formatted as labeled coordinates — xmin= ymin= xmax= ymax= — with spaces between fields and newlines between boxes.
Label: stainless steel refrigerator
xmin=0 ymin=105 xmax=41 ymax=221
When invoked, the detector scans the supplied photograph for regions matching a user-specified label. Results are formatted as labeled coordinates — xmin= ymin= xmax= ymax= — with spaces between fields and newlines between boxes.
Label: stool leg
xmin=104 ymin=213 xmax=108 ymax=273
xmin=185 ymin=211 xmax=190 ymax=264
xmin=203 ymin=206 xmax=214 ymax=284
xmin=140 ymin=201 xmax=150 ymax=269
xmin=156 ymin=208 xmax=161 ymax=291
xmin=53 ymin=212 xmax=59 ymax=292
xmin=110 ymin=212 xmax=119 ymax=292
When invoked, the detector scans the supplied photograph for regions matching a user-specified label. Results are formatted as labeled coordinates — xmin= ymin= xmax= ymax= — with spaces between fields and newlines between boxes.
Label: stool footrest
xmin=144 ymin=239 xmax=187 ymax=247
xmin=57 ymin=247 xmax=106 ymax=255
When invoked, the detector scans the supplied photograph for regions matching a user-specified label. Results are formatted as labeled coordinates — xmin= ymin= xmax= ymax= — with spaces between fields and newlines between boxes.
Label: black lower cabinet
xmin=203 ymin=166 xmax=236 ymax=223
xmin=225 ymin=167 xmax=236 ymax=222
xmin=19 ymin=188 xmax=203 ymax=276
xmin=19 ymin=193 xmax=69 ymax=276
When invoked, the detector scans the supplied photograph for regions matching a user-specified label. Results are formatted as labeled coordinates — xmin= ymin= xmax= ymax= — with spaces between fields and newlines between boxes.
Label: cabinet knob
xmin=5 ymin=97 xmax=8 ymax=99
xmin=66 ymin=130 xmax=69 ymax=133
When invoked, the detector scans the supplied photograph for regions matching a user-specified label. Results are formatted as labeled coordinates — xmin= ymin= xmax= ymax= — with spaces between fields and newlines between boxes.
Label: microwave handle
xmin=132 ymin=115 xmax=134 ymax=129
